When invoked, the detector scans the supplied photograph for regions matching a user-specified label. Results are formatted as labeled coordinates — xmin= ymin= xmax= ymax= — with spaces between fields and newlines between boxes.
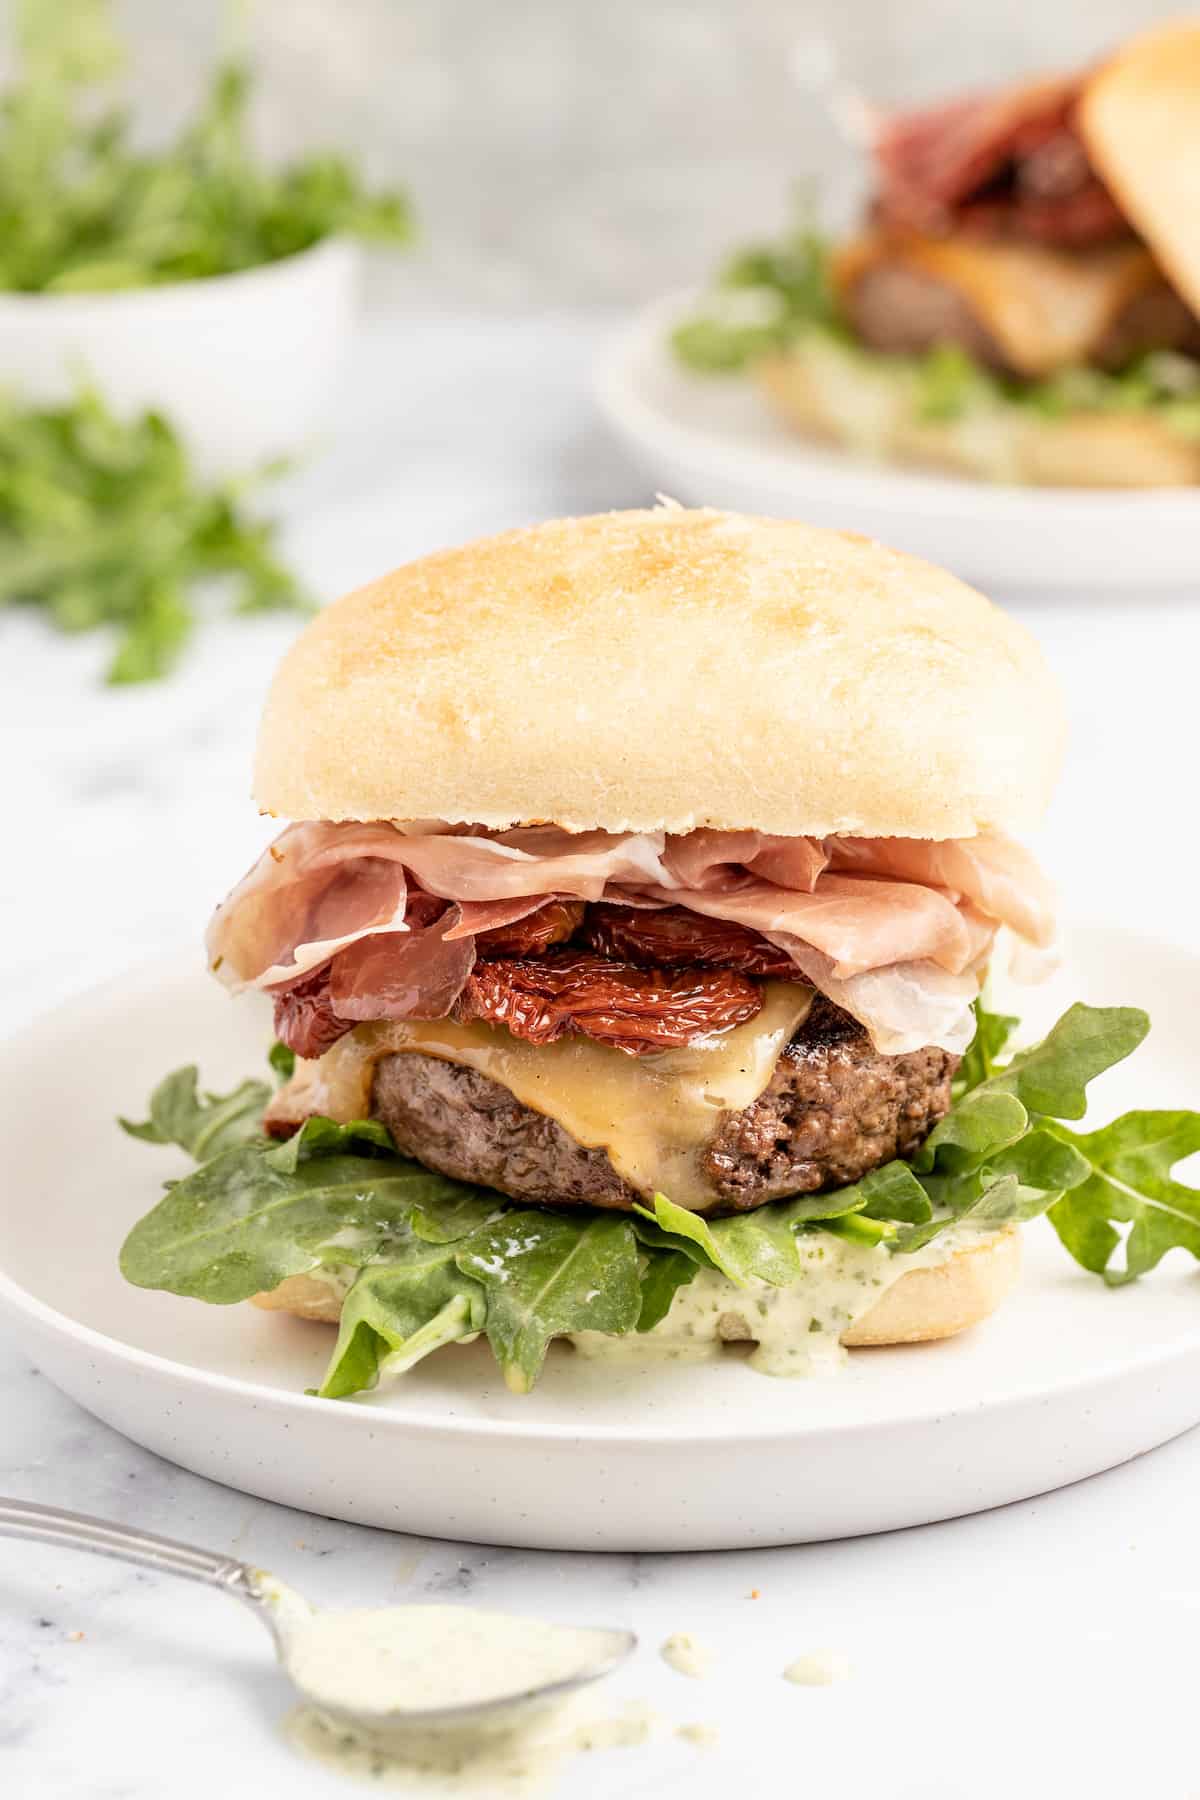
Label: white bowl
xmin=0 ymin=237 xmax=359 ymax=474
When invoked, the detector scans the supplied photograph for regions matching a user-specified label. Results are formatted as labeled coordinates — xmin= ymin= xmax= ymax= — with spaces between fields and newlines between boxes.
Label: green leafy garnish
xmin=118 ymin=996 xmax=1200 ymax=1395
xmin=0 ymin=0 xmax=412 ymax=294
xmin=671 ymin=202 xmax=836 ymax=373
xmin=118 ymin=1139 xmax=437 ymax=1304
xmin=911 ymin=344 xmax=1002 ymax=423
xmin=635 ymin=1250 xmax=698 ymax=1332
xmin=988 ymin=1004 xmax=1149 ymax=1119
xmin=0 ymin=385 xmax=308 ymax=681
xmin=955 ymin=998 xmax=1019 ymax=1096
xmin=869 ymin=1005 xmax=1147 ymax=1253
xmin=118 ymin=1064 xmax=270 ymax=1159
xmin=319 ymin=1249 xmax=487 ymax=1400
xmin=1047 ymin=1113 xmax=1200 ymax=1285
xmin=634 ymin=1189 xmax=866 ymax=1287
xmin=457 ymin=1213 xmax=643 ymax=1393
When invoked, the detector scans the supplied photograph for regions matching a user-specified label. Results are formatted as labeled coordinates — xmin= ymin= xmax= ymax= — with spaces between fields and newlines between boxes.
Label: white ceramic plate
xmin=2 ymin=928 xmax=1198 ymax=1552
xmin=596 ymin=296 xmax=1200 ymax=590
xmin=0 ymin=239 xmax=359 ymax=475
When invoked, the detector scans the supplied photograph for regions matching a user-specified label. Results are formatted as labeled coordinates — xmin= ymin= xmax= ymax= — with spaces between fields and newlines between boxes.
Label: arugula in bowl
xmin=0 ymin=0 xmax=412 ymax=295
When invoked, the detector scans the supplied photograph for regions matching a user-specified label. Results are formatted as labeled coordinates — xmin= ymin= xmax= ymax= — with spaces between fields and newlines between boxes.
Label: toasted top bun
xmin=1079 ymin=20 xmax=1200 ymax=318
xmin=254 ymin=507 xmax=1063 ymax=841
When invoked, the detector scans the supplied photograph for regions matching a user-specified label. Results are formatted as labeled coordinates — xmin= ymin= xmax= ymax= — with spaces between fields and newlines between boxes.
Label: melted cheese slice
xmin=834 ymin=231 xmax=1161 ymax=375
xmin=286 ymin=983 xmax=814 ymax=1213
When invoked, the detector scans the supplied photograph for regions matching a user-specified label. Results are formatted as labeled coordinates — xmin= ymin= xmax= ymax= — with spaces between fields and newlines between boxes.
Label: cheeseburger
xmin=675 ymin=21 xmax=1200 ymax=486
xmin=121 ymin=508 xmax=1164 ymax=1396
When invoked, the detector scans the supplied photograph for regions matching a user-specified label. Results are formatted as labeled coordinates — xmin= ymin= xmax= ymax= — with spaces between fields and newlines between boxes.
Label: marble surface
xmin=3 ymin=311 xmax=1200 ymax=1799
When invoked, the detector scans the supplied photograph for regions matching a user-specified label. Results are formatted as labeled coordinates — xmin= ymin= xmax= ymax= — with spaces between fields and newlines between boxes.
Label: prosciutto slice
xmin=638 ymin=875 xmax=975 ymax=978
xmin=873 ymin=74 xmax=1128 ymax=249
xmin=208 ymin=818 xmax=1055 ymax=1057
xmin=327 ymin=921 xmax=477 ymax=1023
xmin=774 ymin=939 xmax=983 ymax=1057
xmin=207 ymin=823 xmax=670 ymax=991
xmin=662 ymin=830 xmax=830 ymax=894
xmin=391 ymin=826 xmax=672 ymax=901
xmin=441 ymin=896 xmax=560 ymax=941
xmin=208 ymin=822 xmax=410 ymax=992
xmin=826 ymin=831 xmax=1055 ymax=946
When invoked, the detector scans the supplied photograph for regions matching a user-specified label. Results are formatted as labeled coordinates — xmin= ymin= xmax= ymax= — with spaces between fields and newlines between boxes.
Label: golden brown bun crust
xmin=758 ymin=342 xmax=1200 ymax=488
xmin=1079 ymin=21 xmax=1200 ymax=320
xmin=252 ymin=1225 xmax=1021 ymax=1346
xmin=841 ymin=1224 xmax=1020 ymax=1345
xmin=252 ymin=1275 xmax=343 ymax=1322
xmin=254 ymin=507 xmax=1062 ymax=841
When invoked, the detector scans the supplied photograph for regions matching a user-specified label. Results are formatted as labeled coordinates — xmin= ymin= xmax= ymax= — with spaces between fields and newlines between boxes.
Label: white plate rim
xmin=596 ymin=291 xmax=1200 ymax=529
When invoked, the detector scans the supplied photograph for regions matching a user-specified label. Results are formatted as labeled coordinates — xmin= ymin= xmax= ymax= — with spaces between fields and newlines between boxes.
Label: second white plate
xmin=596 ymin=295 xmax=1200 ymax=590
xmin=1 ymin=927 xmax=1198 ymax=1551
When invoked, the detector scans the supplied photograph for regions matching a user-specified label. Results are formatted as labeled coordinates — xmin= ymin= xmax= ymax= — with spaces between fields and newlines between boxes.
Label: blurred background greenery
xmin=0 ymin=0 xmax=1172 ymax=305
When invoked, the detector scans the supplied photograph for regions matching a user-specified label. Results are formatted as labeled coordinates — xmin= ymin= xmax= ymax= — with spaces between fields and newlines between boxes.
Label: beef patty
xmin=371 ymin=995 xmax=957 ymax=1217
xmin=843 ymin=263 xmax=1200 ymax=375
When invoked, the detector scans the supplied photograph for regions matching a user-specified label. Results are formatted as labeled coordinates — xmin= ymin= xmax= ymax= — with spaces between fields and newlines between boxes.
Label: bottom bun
xmin=757 ymin=338 xmax=1200 ymax=488
xmin=252 ymin=1223 xmax=1021 ymax=1348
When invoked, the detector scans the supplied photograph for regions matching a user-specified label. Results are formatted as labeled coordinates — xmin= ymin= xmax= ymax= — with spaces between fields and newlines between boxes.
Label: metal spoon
xmin=0 ymin=1498 xmax=636 ymax=1737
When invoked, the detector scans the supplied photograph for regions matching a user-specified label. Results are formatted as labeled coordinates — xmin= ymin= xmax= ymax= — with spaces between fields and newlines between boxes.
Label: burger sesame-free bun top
xmin=253 ymin=506 xmax=1064 ymax=841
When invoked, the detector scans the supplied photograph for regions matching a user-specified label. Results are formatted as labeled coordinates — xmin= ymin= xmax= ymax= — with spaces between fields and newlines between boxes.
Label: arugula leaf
xmin=262 ymin=1114 xmax=397 ymax=1173
xmin=850 ymin=1161 xmax=932 ymax=1225
xmin=268 ymin=1041 xmax=296 ymax=1083
xmin=0 ymin=3 xmax=412 ymax=294
xmin=913 ymin=343 xmax=1002 ymax=423
xmin=890 ymin=1176 xmax=1026 ymax=1254
xmin=895 ymin=1127 xmax=1091 ymax=1252
xmin=884 ymin=1007 xmax=1149 ymax=1253
xmin=988 ymin=1004 xmax=1149 ymax=1119
xmin=634 ymin=1189 xmax=867 ymax=1287
xmin=118 ymin=1064 xmax=269 ymax=1159
xmin=1048 ymin=1112 xmax=1200 ymax=1285
xmin=119 ymin=1138 xmax=467 ymax=1303
xmin=955 ymin=999 xmax=1020 ymax=1097
xmin=636 ymin=1250 xmax=698 ymax=1332
xmin=456 ymin=1213 xmax=643 ymax=1393
xmin=0 ymin=386 xmax=308 ymax=682
xmin=318 ymin=1250 xmax=487 ymax=1399
xmin=825 ymin=1213 xmax=894 ymax=1247
xmin=912 ymin=1087 xmax=1029 ymax=1173
xmin=633 ymin=1193 xmax=753 ymax=1283
xmin=406 ymin=1191 xmax=506 ymax=1245
xmin=671 ymin=202 xmax=835 ymax=373
xmin=978 ymin=1129 xmax=1091 ymax=1197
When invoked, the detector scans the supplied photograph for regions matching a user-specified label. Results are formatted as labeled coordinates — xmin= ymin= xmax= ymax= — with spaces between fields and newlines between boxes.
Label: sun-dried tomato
xmin=475 ymin=899 xmax=585 ymax=958
xmin=270 ymin=964 xmax=352 ymax=1060
xmin=455 ymin=949 xmax=764 ymax=1055
xmin=581 ymin=903 xmax=800 ymax=979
